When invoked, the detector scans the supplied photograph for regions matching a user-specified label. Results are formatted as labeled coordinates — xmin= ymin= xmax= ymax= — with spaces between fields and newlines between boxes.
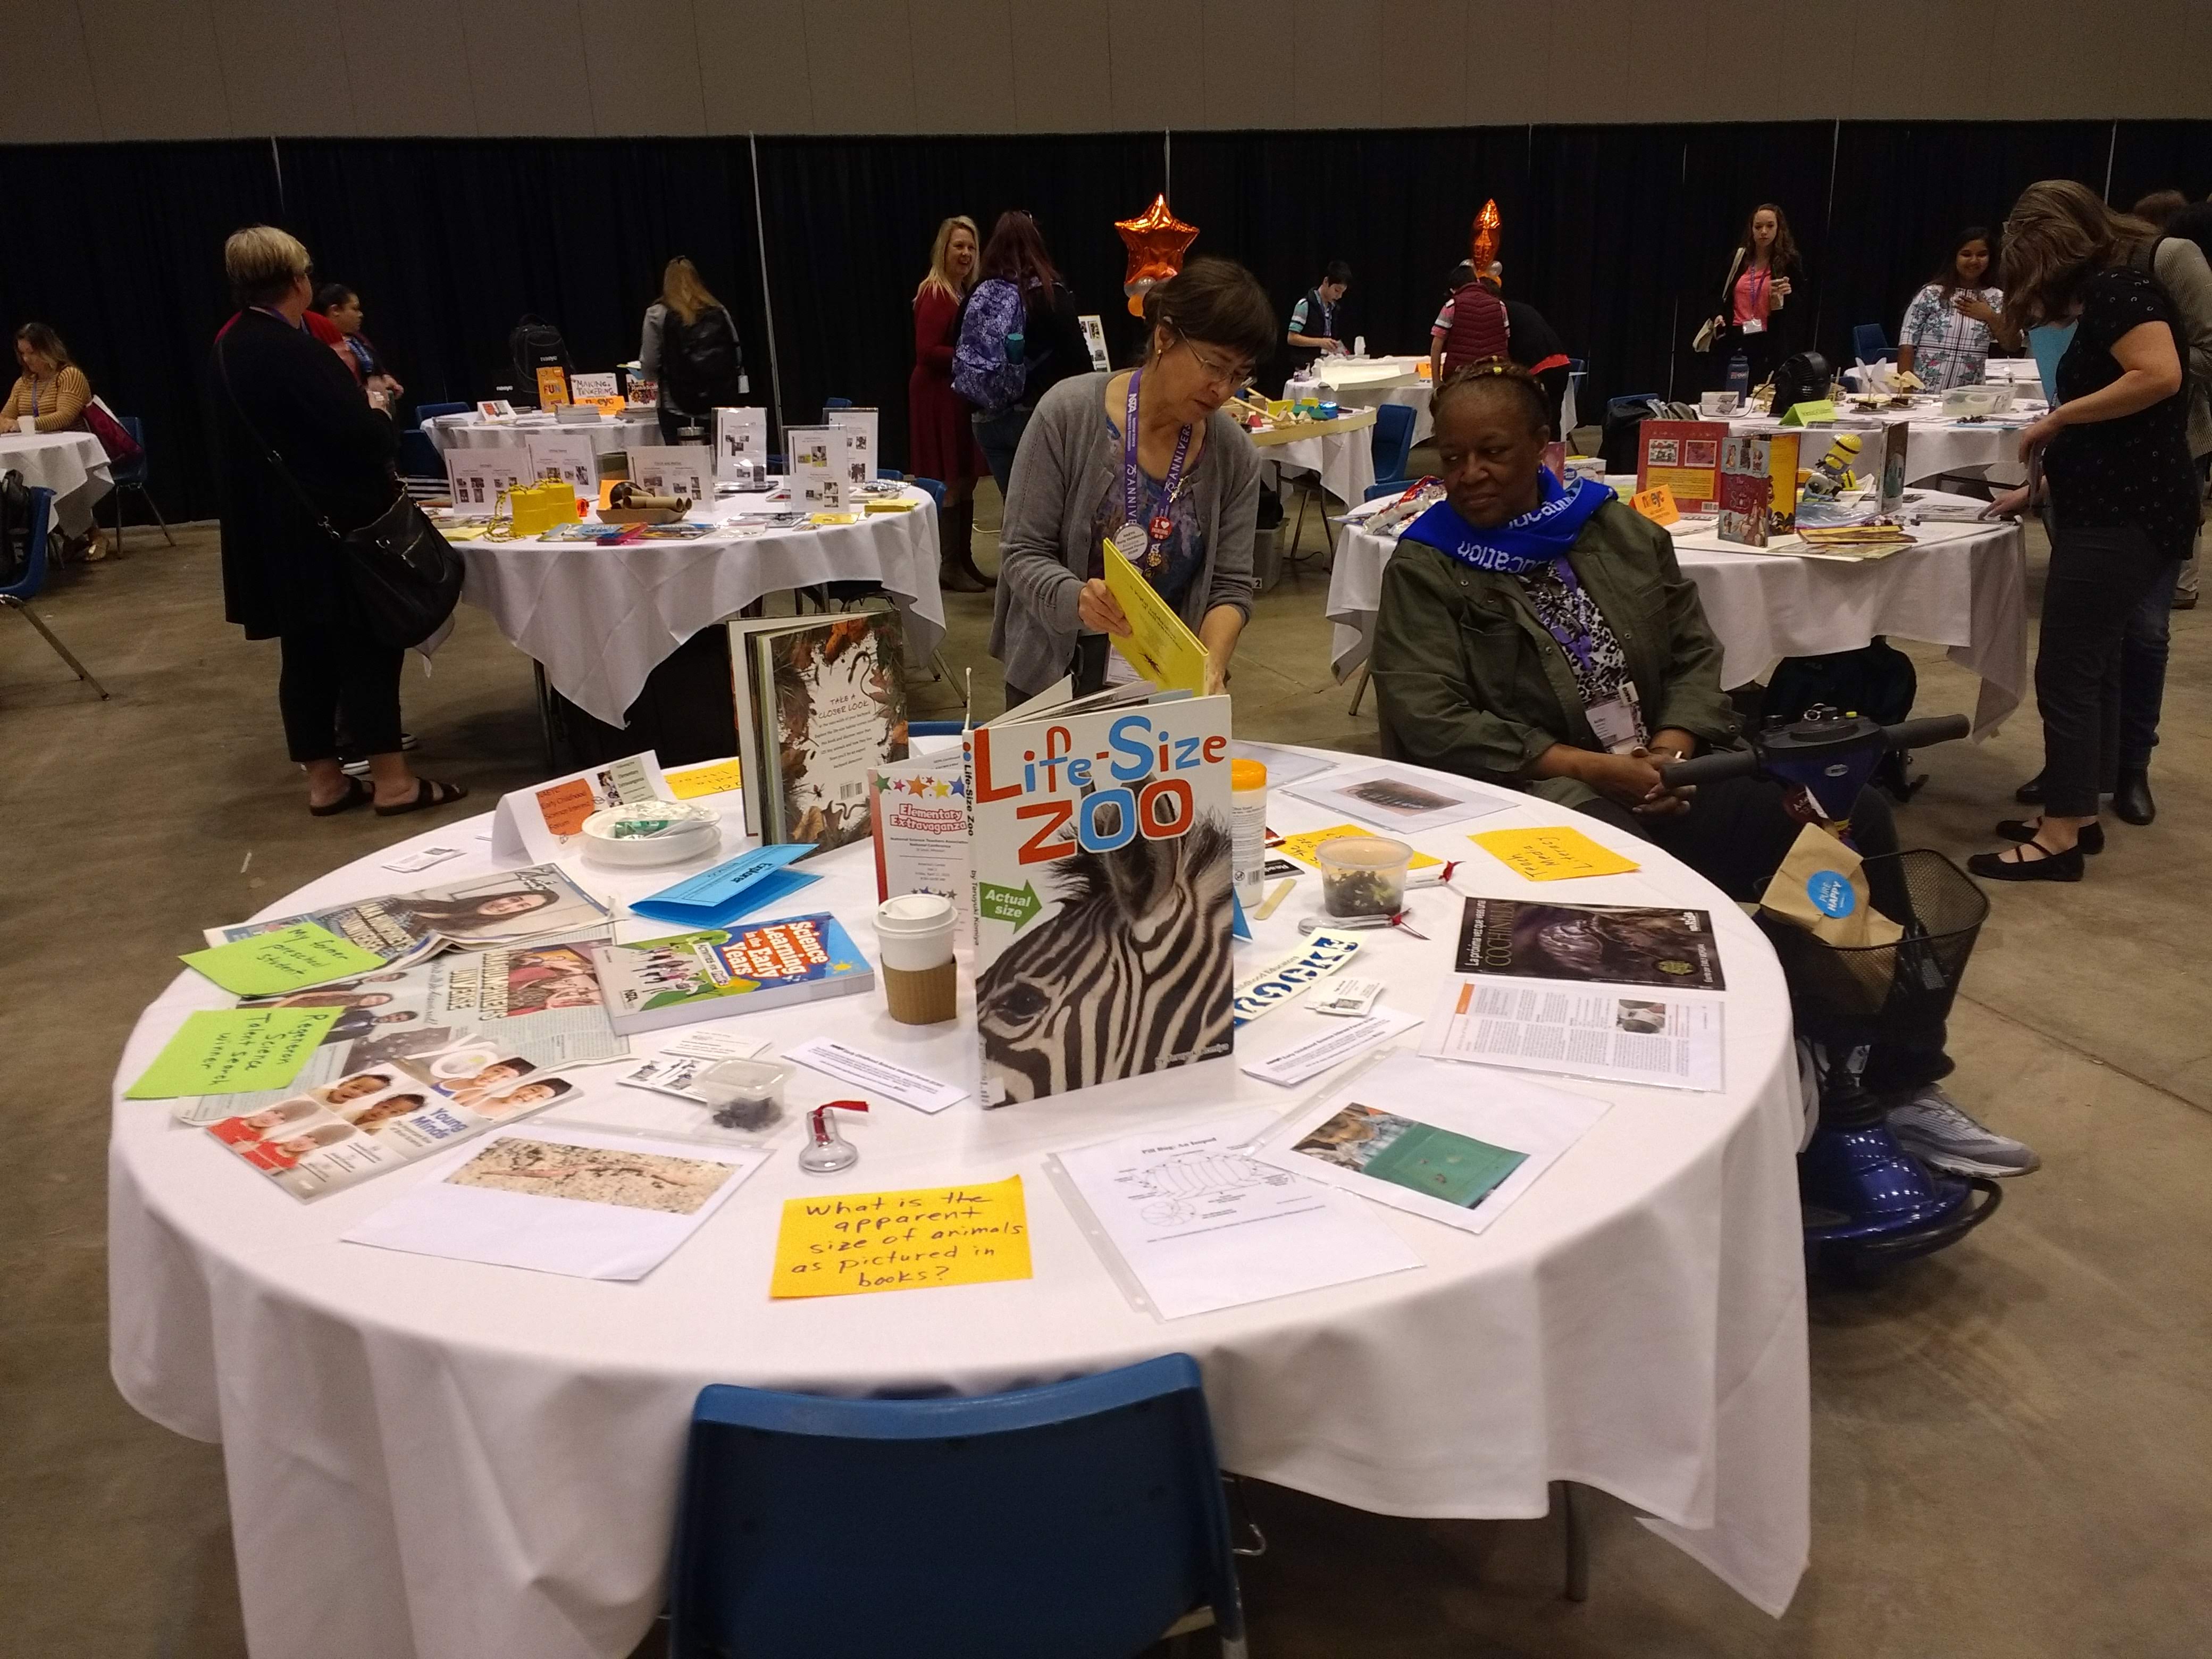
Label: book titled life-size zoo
xmin=964 ymin=683 xmax=1235 ymax=1107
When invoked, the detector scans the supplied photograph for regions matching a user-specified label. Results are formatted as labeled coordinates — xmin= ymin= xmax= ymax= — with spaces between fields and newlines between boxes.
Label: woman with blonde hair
xmin=1968 ymin=179 xmax=2197 ymax=884
xmin=640 ymin=256 xmax=744 ymax=443
xmin=909 ymin=215 xmax=991 ymax=591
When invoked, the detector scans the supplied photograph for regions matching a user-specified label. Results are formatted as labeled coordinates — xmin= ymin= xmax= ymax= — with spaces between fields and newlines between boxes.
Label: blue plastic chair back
xmin=1605 ymin=393 xmax=1660 ymax=421
xmin=908 ymin=476 xmax=946 ymax=507
xmin=108 ymin=416 xmax=150 ymax=488
xmin=768 ymin=453 xmax=787 ymax=473
xmin=2 ymin=487 xmax=55 ymax=602
xmin=1852 ymin=323 xmax=1893 ymax=364
xmin=397 ymin=429 xmax=444 ymax=480
xmin=908 ymin=718 xmax=964 ymax=735
xmin=669 ymin=1354 xmax=1243 ymax=1659
xmin=415 ymin=400 xmax=472 ymax=423
xmin=824 ymin=397 xmax=853 ymax=411
xmin=1369 ymin=402 xmax=1416 ymax=489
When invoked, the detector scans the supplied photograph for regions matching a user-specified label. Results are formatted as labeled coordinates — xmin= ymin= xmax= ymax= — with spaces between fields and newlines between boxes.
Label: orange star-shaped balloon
xmin=1116 ymin=194 xmax=1199 ymax=317
xmin=1471 ymin=199 xmax=1502 ymax=278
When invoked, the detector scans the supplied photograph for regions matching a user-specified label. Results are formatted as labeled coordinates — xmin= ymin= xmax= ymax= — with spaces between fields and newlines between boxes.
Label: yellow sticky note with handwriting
xmin=1470 ymin=825 xmax=1639 ymax=881
xmin=1630 ymin=483 xmax=1680 ymax=526
xmin=666 ymin=759 xmax=742 ymax=799
xmin=1100 ymin=541 xmax=1210 ymax=696
xmin=770 ymin=1175 xmax=1033 ymax=1298
xmin=1275 ymin=824 xmax=1441 ymax=872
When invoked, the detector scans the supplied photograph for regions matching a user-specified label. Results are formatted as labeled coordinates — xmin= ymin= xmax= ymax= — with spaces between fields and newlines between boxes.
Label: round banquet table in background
xmin=458 ymin=484 xmax=944 ymax=750
xmin=110 ymin=746 xmax=1810 ymax=1659
xmin=427 ymin=410 xmax=661 ymax=461
xmin=1250 ymin=405 xmax=1377 ymax=509
xmin=1731 ymin=403 xmax=2033 ymax=489
xmin=1315 ymin=356 xmax=1578 ymax=449
xmin=1327 ymin=488 xmax=2028 ymax=736
xmin=0 ymin=429 xmax=114 ymax=537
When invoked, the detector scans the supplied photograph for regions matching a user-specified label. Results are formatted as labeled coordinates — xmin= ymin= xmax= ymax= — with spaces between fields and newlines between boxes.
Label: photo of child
xmin=347 ymin=1093 xmax=430 ymax=1133
xmin=245 ymin=1122 xmax=357 ymax=1171
xmin=211 ymin=1098 xmax=319 ymax=1145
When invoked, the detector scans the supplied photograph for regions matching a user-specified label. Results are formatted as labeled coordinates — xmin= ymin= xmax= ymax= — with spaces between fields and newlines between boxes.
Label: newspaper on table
xmin=203 ymin=864 xmax=609 ymax=981
xmin=176 ymin=930 xmax=629 ymax=1126
xmin=1419 ymin=974 xmax=1723 ymax=1093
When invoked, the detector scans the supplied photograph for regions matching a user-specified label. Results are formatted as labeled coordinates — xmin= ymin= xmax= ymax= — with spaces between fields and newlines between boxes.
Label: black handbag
xmin=219 ymin=345 xmax=462 ymax=650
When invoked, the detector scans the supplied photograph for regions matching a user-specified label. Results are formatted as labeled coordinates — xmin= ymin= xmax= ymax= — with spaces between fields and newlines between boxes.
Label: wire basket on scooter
xmin=1756 ymin=851 xmax=1988 ymax=1048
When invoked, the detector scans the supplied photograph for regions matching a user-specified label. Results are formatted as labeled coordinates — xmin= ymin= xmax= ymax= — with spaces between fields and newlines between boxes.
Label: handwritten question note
xmin=769 ymin=1176 xmax=1033 ymax=1298
xmin=179 ymin=921 xmax=384 ymax=997
xmin=1470 ymin=826 xmax=1640 ymax=881
xmin=123 ymin=1008 xmax=342 ymax=1100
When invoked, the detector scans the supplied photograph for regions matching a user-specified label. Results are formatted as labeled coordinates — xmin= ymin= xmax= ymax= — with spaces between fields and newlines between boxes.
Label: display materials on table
xmin=568 ymin=373 xmax=619 ymax=401
xmin=525 ymin=431 xmax=599 ymax=498
xmin=783 ymin=424 xmax=856 ymax=513
xmin=966 ymin=682 xmax=1236 ymax=1105
xmin=1283 ymin=764 xmax=1511 ymax=834
xmin=1045 ymin=1106 xmax=1423 ymax=1320
xmin=201 ymin=1051 xmax=600 ymax=1201
xmin=826 ymin=407 xmax=879 ymax=485
xmin=624 ymin=445 xmax=713 ymax=505
xmin=590 ymin=914 xmax=875 ymax=1036
xmin=1274 ymin=824 xmax=1443 ymax=873
xmin=1420 ymin=975 xmax=1724 ymax=1092
xmin=445 ymin=444 xmax=534 ymax=514
xmin=1228 ymin=741 xmax=1336 ymax=787
xmin=769 ymin=1175 xmax=1033 ymax=1298
xmin=714 ymin=406 xmax=768 ymax=483
xmin=727 ymin=612 xmax=910 ymax=850
xmin=343 ymin=1126 xmax=771 ymax=1281
xmin=1248 ymin=1049 xmax=1610 ymax=1237
xmin=869 ymin=753 xmax=974 ymax=946
xmin=1469 ymin=825 xmax=1639 ymax=881
xmin=1454 ymin=898 xmax=1725 ymax=991
xmin=1717 ymin=431 xmax=1801 ymax=547
xmin=491 ymin=751 xmax=669 ymax=863
xmin=125 ymin=1008 xmax=342 ymax=1100
xmin=628 ymin=843 xmax=819 ymax=931
xmin=180 ymin=922 xmax=388 ymax=999
xmin=1239 ymin=1008 xmax=1422 ymax=1088
xmin=1231 ymin=931 xmax=1364 ymax=1026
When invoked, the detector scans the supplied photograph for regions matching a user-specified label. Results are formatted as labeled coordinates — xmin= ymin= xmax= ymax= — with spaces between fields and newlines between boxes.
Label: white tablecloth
xmin=1266 ymin=428 xmax=1377 ymax=507
xmin=459 ymin=487 xmax=945 ymax=728
xmin=1328 ymin=491 xmax=2028 ymax=735
xmin=428 ymin=412 xmax=661 ymax=462
xmin=0 ymin=430 xmax=113 ymax=537
xmin=110 ymin=750 xmax=1810 ymax=1659
xmin=1314 ymin=356 xmax=1577 ymax=449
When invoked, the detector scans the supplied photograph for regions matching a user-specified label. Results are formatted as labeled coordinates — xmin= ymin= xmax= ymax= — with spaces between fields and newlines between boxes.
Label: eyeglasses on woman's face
xmin=1178 ymin=336 xmax=1251 ymax=391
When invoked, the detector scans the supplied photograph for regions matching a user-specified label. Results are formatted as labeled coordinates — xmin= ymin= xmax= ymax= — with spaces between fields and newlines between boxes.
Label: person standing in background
xmin=1971 ymin=181 xmax=2194 ymax=881
xmin=310 ymin=284 xmax=404 ymax=410
xmin=1706 ymin=204 xmax=1803 ymax=390
xmin=1429 ymin=260 xmax=1510 ymax=383
xmin=957 ymin=211 xmax=1089 ymax=497
xmin=1482 ymin=265 xmax=1573 ymax=436
xmin=640 ymin=257 xmax=744 ymax=444
xmin=1285 ymin=261 xmax=1352 ymax=375
xmin=1897 ymin=228 xmax=2006 ymax=391
xmin=210 ymin=225 xmax=465 ymax=819
xmin=909 ymin=216 xmax=993 ymax=593
xmin=2131 ymin=189 xmax=2212 ymax=614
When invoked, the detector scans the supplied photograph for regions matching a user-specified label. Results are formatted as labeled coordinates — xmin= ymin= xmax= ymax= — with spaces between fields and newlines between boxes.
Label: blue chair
xmin=397 ymin=428 xmax=445 ymax=481
xmin=1368 ymin=402 xmax=1416 ymax=494
xmin=1852 ymin=323 xmax=1893 ymax=365
xmin=907 ymin=475 xmax=945 ymax=507
xmin=414 ymin=400 xmax=472 ymax=422
xmin=106 ymin=415 xmax=173 ymax=552
xmin=669 ymin=1354 xmax=1249 ymax=1659
xmin=907 ymin=718 xmax=965 ymax=736
xmin=824 ymin=397 xmax=852 ymax=411
xmin=2 ymin=486 xmax=108 ymax=698
xmin=768 ymin=453 xmax=787 ymax=473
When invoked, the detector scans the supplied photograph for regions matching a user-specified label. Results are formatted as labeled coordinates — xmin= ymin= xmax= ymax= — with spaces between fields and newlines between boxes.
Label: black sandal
xmin=308 ymin=777 xmax=373 ymax=817
xmin=1996 ymin=817 xmax=2102 ymax=855
xmin=374 ymin=778 xmax=470 ymax=817
xmin=1967 ymin=839 xmax=2084 ymax=883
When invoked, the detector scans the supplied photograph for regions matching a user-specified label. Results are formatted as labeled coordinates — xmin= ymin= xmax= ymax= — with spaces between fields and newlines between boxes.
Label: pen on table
xmin=1299 ymin=912 xmax=1429 ymax=940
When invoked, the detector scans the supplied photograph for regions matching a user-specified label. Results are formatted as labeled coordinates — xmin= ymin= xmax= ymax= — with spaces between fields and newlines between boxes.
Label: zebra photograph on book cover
xmin=966 ymin=694 xmax=1236 ymax=1107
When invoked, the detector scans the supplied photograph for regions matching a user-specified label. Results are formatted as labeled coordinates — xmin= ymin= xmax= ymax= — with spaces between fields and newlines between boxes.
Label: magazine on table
xmin=1419 ymin=975 xmax=1724 ymax=1092
xmin=178 ymin=931 xmax=630 ymax=1126
xmin=1454 ymin=898 xmax=1725 ymax=992
xmin=205 ymin=864 xmax=609 ymax=981
xmin=727 ymin=611 xmax=910 ymax=850
xmin=1282 ymin=763 xmax=1510 ymax=833
xmin=965 ymin=681 xmax=1235 ymax=1105
xmin=201 ymin=1053 xmax=603 ymax=1202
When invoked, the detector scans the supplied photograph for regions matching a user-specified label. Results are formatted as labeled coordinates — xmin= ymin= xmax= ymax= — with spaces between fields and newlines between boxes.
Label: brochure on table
xmin=1046 ymin=1107 xmax=1422 ymax=1321
xmin=1454 ymin=896 xmax=1725 ymax=991
xmin=446 ymin=445 xmax=534 ymax=513
xmin=491 ymin=751 xmax=671 ymax=862
xmin=344 ymin=1125 xmax=770 ymax=1280
xmin=715 ymin=406 xmax=769 ymax=482
xmin=1284 ymin=764 xmax=1510 ymax=833
xmin=1420 ymin=974 xmax=1724 ymax=1092
xmin=625 ymin=445 xmax=714 ymax=505
xmin=785 ymin=424 xmax=857 ymax=513
xmin=826 ymin=407 xmax=879 ymax=484
xmin=1246 ymin=1049 xmax=1608 ymax=1236
xmin=526 ymin=431 xmax=599 ymax=499
xmin=870 ymin=752 xmax=974 ymax=946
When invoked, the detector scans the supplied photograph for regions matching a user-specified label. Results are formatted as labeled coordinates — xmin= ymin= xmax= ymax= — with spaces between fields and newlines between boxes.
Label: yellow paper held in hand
xmin=1471 ymin=825 xmax=1640 ymax=881
xmin=1100 ymin=540 xmax=1209 ymax=696
xmin=770 ymin=1175 xmax=1033 ymax=1298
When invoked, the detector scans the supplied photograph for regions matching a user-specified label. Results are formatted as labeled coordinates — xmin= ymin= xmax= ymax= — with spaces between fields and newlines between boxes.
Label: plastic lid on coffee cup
xmin=875 ymin=893 xmax=957 ymax=933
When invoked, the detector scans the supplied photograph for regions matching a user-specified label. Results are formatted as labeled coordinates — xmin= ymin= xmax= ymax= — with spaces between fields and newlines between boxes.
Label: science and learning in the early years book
xmin=963 ymin=682 xmax=1235 ymax=1106
xmin=590 ymin=914 xmax=875 ymax=1036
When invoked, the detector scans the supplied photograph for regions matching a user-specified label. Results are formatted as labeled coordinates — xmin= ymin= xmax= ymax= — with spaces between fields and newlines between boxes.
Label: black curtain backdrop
xmin=3 ymin=121 xmax=2208 ymax=521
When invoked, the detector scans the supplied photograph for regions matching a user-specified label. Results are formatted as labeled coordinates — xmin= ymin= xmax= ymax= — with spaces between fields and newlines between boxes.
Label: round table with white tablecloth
xmin=1250 ymin=406 xmax=1378 ymax=509
xmin=457 ymin=484 xmax=944 ymax=735
xmin=427 ymin=409 xmax=662 ymax=460
xmin=109 ymin=745 xmax=1811 ymax=1659
xmin=0 ymin=429 xmax=113 ymax=537
xmin=1328 ymin=488 xmax=2027 ymax=735
xmin=1732 ymin=397 xmax=2037 ymax=490
xmin=1315 ymin=356 xmax=1578 ymax=450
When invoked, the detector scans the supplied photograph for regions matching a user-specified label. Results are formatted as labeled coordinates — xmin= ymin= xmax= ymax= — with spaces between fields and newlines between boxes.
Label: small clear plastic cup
xmin=1315 ymin=835 xmax=1414 ymax=918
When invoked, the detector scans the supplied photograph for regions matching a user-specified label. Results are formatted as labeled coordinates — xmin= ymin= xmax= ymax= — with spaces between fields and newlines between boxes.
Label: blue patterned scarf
xmin=1397 ymin=472 xmax=1612 ymax=574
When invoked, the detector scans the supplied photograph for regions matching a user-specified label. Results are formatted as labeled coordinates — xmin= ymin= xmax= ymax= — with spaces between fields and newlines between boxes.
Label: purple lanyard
xmin=1747 ymin=267 xmax=1770 ymax=316
xmin=1123 ymin=368 xmax=1193 ymax=566
xmin=1527 ymin=556 xmax=1598 ymax=676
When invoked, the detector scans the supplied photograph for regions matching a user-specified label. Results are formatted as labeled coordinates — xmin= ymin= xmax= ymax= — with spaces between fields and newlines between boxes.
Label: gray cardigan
xmin=2149 ymin=237 xmax=2212 ymax=460
xmin=990 ymin=372 xmax=1262 ymax=694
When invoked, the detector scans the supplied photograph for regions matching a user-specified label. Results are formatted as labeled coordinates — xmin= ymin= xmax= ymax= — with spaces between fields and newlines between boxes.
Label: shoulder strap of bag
xmin=216 ymin=334 xmax=342 ymax=541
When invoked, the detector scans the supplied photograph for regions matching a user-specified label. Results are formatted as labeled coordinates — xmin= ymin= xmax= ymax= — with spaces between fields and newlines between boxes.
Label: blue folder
xmin=629 ymin=843 xmax=820 ymax=929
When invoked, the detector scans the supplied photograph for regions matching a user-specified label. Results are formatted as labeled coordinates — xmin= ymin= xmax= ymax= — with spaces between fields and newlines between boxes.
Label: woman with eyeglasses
xmin=990 ymin=257 xmax=1274 ymax=706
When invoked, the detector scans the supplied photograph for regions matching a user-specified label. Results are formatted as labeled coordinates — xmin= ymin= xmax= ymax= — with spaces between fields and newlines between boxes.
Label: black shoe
xmin=2113 ymin=769 xmax=2155 ymax=826
xmin=1996 ymin=818 xmax=2102 ymax=854
xmin=2014 ymin=772 xmax=2044 ymax=805
xmin=1967 ymin=840 xmax=2084 ymax=883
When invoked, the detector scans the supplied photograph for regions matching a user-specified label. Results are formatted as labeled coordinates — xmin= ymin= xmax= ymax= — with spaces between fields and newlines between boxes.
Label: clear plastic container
xmin=692 ymin=1057 xmax=793 ymax=1135
xmin=1314 ymin=835 xmax=1413 ymax=918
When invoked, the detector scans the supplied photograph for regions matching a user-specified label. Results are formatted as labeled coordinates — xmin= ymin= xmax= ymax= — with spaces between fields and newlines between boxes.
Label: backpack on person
xmin=1440 ymin=282 xmax=1511 ymax=376
xmin=507 ymin=315 xmax=573 ymax=404
xmin=952 ymin=278 xmax=1032 ymax=415
xmin=661 ymin=305 xmax=743 ymax=412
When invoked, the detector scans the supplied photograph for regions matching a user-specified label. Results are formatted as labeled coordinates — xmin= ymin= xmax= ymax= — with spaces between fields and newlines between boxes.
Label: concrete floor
xmin=6 ymin=486 xmax=2210 ymax=1658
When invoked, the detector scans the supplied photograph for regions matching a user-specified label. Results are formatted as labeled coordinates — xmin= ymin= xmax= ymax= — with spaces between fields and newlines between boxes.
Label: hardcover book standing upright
xmin=727 ymin=612 xmax=909 ymax=852
xmin=1717 ymin=431 xmax=1801 ymax=546
xmin=965 ymin=687 xmax=1236 ymax=1106
xmin=1636 ymin=420 xmax=1729 ymax=513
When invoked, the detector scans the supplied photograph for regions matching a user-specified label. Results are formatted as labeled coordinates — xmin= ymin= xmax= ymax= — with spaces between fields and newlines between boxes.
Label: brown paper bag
xmin=1759 ymin=823 xmax=1903 ymax=949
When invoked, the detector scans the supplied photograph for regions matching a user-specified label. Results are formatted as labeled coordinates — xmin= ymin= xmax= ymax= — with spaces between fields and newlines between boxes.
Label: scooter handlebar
xmin=1657 ymin=713 xmax=1969 ymax=791
xmin=1880 ymin=714 xmax=1971 ymax=750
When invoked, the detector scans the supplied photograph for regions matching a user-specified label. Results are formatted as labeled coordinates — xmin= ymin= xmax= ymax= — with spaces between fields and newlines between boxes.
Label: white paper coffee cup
xmin=874 ymin=894 xmax=960 ymax=1024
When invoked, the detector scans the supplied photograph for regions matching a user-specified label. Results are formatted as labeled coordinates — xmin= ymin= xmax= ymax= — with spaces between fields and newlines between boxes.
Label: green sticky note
xmin=180 ymin=922 xmax=388 ymax=998
xmin=124 ymin=1008 xmax=341 ymax=1100
xmin=1780 ymin=399 xmax=1838 ymax=427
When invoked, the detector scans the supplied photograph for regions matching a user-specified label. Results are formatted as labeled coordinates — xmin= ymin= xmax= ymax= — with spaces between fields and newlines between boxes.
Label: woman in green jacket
xmin=1369 ymin=362 xmax=2037 ymax=1178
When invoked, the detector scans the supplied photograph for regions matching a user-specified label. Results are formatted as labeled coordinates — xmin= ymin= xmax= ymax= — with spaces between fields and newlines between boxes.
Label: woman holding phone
xmin=1705 ymin=204 xmax=1802 ymax=390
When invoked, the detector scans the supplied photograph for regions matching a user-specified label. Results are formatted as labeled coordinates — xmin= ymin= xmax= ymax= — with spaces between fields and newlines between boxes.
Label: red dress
xmin=907 ymin=286 xmax=985 ymax=485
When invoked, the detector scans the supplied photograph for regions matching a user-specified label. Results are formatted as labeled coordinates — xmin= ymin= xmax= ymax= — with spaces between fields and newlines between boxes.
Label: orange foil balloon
xmin=1116 ymin=194 xmax=1199 ymax=318
xmin=1471 ymin=199 xmax=1502 ymax=276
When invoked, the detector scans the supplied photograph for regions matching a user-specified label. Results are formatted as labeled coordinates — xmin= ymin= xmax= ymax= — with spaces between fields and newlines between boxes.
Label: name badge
xmin=1739 ymin=317 xmax=1766 ymax=335
xmin=1586 ymin=686 xmax=1646 ymax=756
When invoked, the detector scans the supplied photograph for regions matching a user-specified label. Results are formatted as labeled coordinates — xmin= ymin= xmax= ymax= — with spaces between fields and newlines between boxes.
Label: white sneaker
xmin=1887 ymin=1085 xmax=2040 ymax=1177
